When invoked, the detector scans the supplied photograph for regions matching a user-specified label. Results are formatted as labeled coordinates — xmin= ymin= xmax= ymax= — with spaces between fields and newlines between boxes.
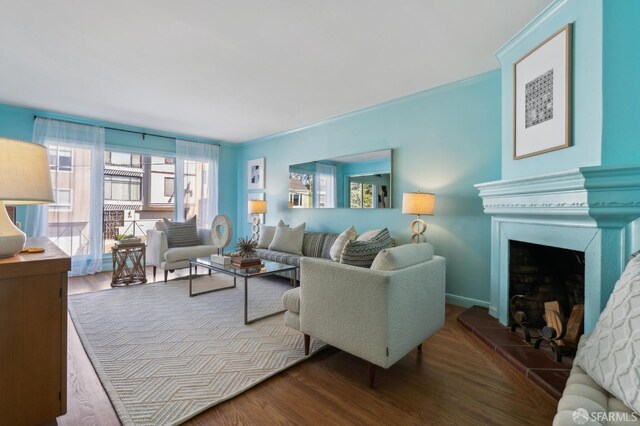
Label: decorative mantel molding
xmin=476 ymin=165 xmax=640 ymax=332
xmin=475 ymin=165 xmax=640 ymax=226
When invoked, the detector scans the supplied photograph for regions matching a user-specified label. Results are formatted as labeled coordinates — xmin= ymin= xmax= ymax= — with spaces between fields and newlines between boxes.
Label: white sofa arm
xmin=146 ymin=230 xmax=168 ymax=267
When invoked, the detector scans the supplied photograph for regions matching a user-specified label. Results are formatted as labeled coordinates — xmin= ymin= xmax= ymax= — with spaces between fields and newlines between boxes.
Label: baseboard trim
xmin=445 ymin=293 xmax=490 ymax=308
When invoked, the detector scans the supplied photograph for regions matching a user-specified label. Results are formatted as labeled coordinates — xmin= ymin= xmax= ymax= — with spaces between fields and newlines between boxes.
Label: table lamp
xmin=402 ymin=192 xmax=435 ymax=244
xmin=248 ymin=199 xmax=267 ymax=241
xmin=0 ymin=138 xmax=54 ymax=257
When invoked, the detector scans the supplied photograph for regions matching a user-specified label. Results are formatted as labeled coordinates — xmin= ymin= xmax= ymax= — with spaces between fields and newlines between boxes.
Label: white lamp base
xmin=0 ymin=201 xmax=26 ymax=258
xmin=251 ymin=215 xmax=261 ymax=241
xmin=410 ymin=216 xmax=427 ymax=244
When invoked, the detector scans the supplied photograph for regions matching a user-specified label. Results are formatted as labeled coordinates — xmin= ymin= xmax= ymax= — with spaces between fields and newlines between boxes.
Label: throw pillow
xmin=371 ymin=242 xmax=434 ymax=271
xmin=257 ymin=220 xmax=287 ymax=248
xmin=163 ymin=216 xmax=200 ymax=248
xmin=575 ymin=254 xmax=640 ymax=414
xmin=357 ymin=229 xmax=382 ymax=241
xmin=329 ymin=225 xmax=357 ymax=261
xmin=340 ymin=228 xmax=392 ymax=268
xmin=269 ymin=222 xmax=306 ymax=255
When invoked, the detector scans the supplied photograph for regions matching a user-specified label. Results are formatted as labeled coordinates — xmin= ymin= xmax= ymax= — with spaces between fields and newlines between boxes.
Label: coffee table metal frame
xmin=188 ymin=258 xmax=298 ymax=325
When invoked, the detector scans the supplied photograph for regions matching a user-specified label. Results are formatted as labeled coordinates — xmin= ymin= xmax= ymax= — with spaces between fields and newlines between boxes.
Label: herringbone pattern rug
xmin=68 ymin=274 xmax=323 ymax=426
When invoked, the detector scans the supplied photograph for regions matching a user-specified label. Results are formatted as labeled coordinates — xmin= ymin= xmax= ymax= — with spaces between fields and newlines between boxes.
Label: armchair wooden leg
xmin=304 ymin=334 xmax=310 ymax=356
xmin=164 ymin=270 xmax=168 ymax=283
xmin=368 ymin=363 xmax=376 ymax=389
xmin=153 ymin=266 xmax=157 ymax=281
xmin=417 ymin=343 xmax=423 ymax=353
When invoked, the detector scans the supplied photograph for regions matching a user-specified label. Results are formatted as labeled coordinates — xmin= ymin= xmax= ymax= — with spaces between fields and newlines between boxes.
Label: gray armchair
xmin=282 ymin=243 xmax=446 ymax=387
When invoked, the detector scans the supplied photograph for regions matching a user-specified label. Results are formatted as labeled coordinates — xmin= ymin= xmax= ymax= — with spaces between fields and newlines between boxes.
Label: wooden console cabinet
xmin=0 ymin=238 xmax=70 ymax=425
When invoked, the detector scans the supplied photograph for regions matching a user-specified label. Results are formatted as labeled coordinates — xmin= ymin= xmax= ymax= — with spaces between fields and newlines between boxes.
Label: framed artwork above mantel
xmin=513 ymin=24 xmax=572 ymax=160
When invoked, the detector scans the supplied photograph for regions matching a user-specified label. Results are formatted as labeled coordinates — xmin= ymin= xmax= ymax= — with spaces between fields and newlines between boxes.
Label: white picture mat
xmin=247 ymin=158 xmax=265 ymax=190
xmin=515 ymin=28 xmax=569 ymax=158
xmin=247 ymin=192 xmax=265 ymax=223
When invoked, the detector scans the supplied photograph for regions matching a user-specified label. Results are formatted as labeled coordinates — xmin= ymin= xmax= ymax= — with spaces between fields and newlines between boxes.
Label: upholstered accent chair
xmin=146 ymin=222 xmax=218 ymax=282
xmin=283 ymin=243 xmax=446 ymax=387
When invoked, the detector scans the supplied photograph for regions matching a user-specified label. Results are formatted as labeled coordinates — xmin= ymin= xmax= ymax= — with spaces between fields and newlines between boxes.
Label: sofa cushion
xmin=164 ymin=245 xmax=217 ymax=263
xmin=321 ymin=233 xmax=339 ymax=260
xmin=330 ymin=226 xmax=357 ymax=261
xmin=163 ymin=216 xmax=200 ymax=248
xmin=254 ymin=248 xmax=302 ymax=267
xmin=302 ymin=232 xmax=326 ymax=258
xmin=340 ymin=228 xmax=392 ymax=268
xmin=269 ymin=222 xmax=306 ymax=255
xmin=282 ymin=288 xmax=300 ymax=314
xmin=575 ymin=254 xmax=640 ymax=414
xmin=371 ymin=242 xmax=434 ymax=271
xmin=257 ymin=220 xmax=286 ymax=248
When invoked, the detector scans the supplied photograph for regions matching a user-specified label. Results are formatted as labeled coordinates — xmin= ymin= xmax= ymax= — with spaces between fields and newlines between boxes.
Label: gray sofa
xmin=254 ymin=231 xmax=339 ymax=280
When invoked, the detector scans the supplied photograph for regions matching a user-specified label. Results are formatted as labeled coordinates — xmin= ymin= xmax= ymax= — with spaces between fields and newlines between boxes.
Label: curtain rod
xmin=33 ymin=115 xmax=220 ymax=146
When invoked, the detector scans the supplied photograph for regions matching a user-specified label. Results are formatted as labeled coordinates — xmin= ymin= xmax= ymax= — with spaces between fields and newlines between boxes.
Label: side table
xmin=111 ymin=243 xmax=147 ymax=287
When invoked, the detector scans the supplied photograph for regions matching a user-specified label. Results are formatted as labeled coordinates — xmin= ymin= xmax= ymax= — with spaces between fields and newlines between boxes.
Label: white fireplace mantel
xmin=475 ymin=165 xmax=640 ymax=331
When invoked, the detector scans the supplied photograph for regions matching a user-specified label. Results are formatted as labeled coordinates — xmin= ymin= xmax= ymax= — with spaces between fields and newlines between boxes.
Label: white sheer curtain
xmin=315 ymin=162 xmax=337 ymax=208
xmin=175 ymin=139 xmax=218 ymax=227
xmin=26 ymin=117 xmax=105 ymax=276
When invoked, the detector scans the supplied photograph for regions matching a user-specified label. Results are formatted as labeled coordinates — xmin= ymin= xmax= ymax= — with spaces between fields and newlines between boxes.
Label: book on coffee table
xmin=230 ymin=257 xmax=262 ymax=268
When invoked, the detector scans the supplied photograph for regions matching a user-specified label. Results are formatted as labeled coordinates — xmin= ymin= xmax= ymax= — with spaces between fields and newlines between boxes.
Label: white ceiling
xmin=0 ymin=1 xmax=550 ymax=143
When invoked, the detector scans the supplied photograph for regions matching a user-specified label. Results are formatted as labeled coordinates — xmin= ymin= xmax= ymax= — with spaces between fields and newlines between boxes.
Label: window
xmin=105 ymin=152 xmax=142 ymax=167
xmin=350 ymin=182 xmax=373 ymax=208
xmin=288 ymin=173 xmax=314 ymax=208
xmin=51 ymin=188 xmax=72 ymax=211
xmin=164 ymin=177 xmax=174 ymax=197
xmin=49 ymin=146 xmax=72 ymax=171
xmin=147 ymin=156 xmax=176 ymax=206
xmin=103 ymin=152 xmax=175 ymax=253
xmin=104 ymin=176 xmax=142 ymax=201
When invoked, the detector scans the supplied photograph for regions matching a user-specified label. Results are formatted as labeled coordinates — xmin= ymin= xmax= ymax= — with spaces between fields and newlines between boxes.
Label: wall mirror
xmin=288 ymin=149 xmax=392 ymax=209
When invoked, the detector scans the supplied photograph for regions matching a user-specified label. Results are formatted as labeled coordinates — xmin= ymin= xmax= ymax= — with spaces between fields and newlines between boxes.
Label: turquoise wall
xmin=497 ymin=0 xmax=603 ymax=179
xmin=0 ymin=104 xmax=238 ymax=237
xmin=237 ymin=71 xmax=502 ymax=306
xmin=602 ymin=0 xmax=640 ymax=165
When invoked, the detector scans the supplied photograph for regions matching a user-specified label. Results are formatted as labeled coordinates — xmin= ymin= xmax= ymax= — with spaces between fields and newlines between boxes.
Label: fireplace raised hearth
xmin=476 ymin=165 xmax=640 ymax=332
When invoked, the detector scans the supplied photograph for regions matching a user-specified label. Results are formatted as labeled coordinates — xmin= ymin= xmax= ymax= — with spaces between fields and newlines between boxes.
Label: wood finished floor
xmin=59 ymin=268 xmax=557 ymax=425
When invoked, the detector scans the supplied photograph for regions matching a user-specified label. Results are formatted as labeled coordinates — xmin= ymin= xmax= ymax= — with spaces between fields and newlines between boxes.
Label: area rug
xmin=68 ymin=274 xmax=323 ymax=426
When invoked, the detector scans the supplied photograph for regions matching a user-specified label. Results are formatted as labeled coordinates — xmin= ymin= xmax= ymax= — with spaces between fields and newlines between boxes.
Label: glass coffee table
xmin=189 ymin=257 xmax=298 ymax=324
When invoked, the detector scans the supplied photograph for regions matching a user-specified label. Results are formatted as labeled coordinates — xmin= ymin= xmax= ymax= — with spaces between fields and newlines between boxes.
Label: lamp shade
xmin=402 ymin=192 xmax=435 ymax=216
xmin=0 ymin=138 xmax=54 ymax=204
xmin=248 ymin=199 xmax=267 ymax=214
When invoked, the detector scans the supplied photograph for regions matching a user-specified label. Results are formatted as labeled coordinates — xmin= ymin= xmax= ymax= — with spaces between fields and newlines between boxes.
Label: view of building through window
xmin=103 ymin=152 xmax=176 ymax=252
xmin=47 ymin=144 xmax=92 ymax=257
xmin=288 ymin=173 xmax=313 ymax=208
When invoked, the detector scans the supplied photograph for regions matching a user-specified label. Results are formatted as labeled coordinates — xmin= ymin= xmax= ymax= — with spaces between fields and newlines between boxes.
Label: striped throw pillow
xmin=163 ymin=216 xmax=200 ymax=248
xmin=340 ymin=228 xmax=392 ymax=268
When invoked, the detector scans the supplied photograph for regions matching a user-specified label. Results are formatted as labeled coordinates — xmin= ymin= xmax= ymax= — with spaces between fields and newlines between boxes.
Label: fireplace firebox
xmin=509 ymin=240 xmax=585 ymax=329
